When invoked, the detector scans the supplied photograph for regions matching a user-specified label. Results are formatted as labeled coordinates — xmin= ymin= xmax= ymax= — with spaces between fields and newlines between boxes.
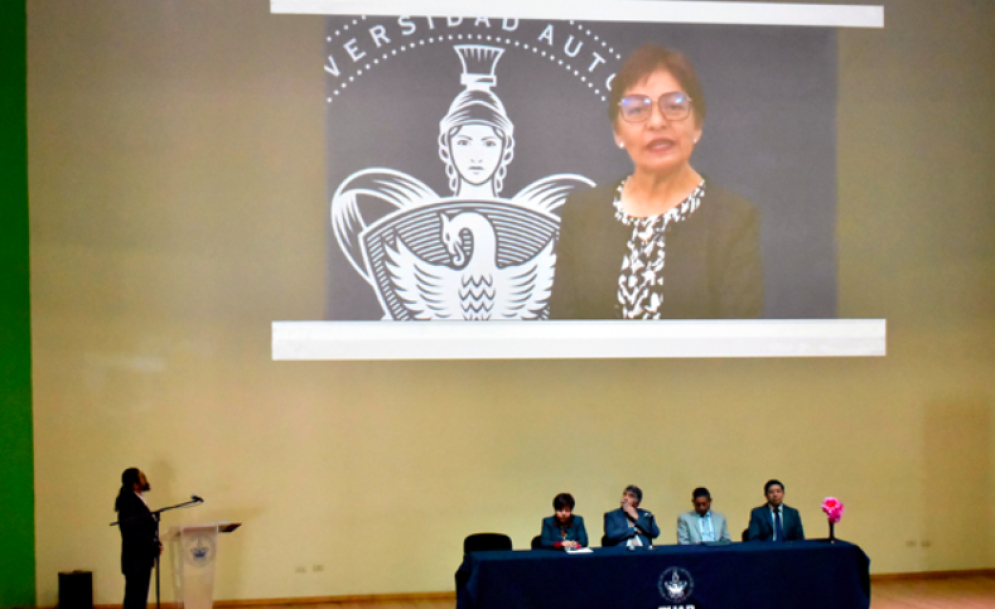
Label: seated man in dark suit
xmin=747 ymin=479 xmax=804 ymax=542
xmin=603 ymin=485 xmax=660 ymax=547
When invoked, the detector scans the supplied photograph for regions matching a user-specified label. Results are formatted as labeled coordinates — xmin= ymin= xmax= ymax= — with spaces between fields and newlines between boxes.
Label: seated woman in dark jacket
xmin=540 ymin=493 xmax=589 ymax=549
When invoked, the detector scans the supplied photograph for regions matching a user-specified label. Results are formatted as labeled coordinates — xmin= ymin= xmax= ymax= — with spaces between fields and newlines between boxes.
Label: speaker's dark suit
xmin=603 ymin=508 xmax=661 ymax=547
xmin=117 ymin=492 xmax=158 ymax=609
xmin=747 ymin=504 xmax=805 ymax=541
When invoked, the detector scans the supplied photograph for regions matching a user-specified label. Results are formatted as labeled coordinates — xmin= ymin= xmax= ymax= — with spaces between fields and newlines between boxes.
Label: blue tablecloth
xmin=456 ymin=540 xmax=870 ymax=609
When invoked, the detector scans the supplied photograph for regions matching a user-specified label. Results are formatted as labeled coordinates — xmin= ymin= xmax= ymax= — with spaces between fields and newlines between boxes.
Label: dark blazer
xmin=548 ymin=179 xmax=764 ymax=319
xmin=603 ymin=508 xmax=661 ymax=547
xmin=747 ymin=504 xmax=805 ymax=541
xmin=540 ymin=515 xmax=589 ymax=548
xmin=116 ymin=491 xmax=158 ymax=573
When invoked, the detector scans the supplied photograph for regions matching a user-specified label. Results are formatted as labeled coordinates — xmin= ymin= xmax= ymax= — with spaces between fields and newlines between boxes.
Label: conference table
xmin=456 ymin=539 xmax=870 ymax=609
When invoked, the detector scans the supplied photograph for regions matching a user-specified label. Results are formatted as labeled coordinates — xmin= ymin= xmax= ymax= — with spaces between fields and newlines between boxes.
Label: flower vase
xmin=829 ymin=521 xmax=835 ymax=543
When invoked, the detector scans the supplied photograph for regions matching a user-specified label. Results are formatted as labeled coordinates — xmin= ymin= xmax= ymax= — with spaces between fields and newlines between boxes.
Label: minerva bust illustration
xmin=331 ymin=44 xmax=594 ymax=320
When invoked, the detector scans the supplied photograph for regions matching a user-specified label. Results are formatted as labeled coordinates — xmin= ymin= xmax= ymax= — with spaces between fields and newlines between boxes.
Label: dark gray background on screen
xmin=324 ymin=17 xmax=837 ymax=320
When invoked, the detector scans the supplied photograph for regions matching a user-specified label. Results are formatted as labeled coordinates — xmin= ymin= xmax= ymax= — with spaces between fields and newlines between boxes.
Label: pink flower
xmin=822 ymin=497 xmax=845 ymax=523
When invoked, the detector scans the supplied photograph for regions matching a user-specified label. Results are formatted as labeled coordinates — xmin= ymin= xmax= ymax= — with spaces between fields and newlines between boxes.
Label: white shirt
xmin=697 ymin=511 xmax=716 ymax=542
xmin=626 ymin=518 xmax=644 ymax=547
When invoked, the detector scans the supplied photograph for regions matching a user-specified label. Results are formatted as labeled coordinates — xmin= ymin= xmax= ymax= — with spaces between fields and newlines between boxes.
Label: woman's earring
xmin=617 ymin=141 xmax=625 ymax=149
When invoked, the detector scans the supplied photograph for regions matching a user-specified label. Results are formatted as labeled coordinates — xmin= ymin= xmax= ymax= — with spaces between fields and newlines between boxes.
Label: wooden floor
xmin=870 ymin=573 xmax=995 ymax=608
xmin=241 ymin=573 xmax=995 ymax=609
xmin=289 ymin=602 xmax=451 ymax=609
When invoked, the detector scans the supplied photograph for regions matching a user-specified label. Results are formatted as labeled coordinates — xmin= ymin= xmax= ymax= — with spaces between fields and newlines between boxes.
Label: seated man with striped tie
xmin=677 ymin=487 xmax=731 ymax=544
xmin=747 ymin=479 xmax=805 ymax=542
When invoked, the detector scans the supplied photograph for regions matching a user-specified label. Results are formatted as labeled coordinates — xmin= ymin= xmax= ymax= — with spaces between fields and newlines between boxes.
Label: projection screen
xmin=271 ymin=0 xmax=887 ymax=360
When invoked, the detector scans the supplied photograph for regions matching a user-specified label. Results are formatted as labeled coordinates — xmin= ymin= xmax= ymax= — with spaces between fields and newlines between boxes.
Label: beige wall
xmin=28 ymin=0 xmax=995 ymax=605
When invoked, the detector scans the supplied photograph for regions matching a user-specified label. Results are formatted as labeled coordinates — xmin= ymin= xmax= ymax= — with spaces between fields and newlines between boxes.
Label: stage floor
xmin=870 ymin=573 xmax=995 ymax=608
xmin=237 ymin=572 xmax=995 ymax=609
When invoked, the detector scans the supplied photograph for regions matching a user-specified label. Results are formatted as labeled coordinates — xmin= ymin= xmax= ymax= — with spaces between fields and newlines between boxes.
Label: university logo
xmin=325 ymin=16 xmax=626 ymax=320
xmin=658 ymin=566 xmax=695 ymax=604
xmin=183 ymin=531 xmax=216 ymax=567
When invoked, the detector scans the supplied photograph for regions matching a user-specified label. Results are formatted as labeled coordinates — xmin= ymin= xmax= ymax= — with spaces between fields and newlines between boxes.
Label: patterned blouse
xmin=614 ymin=178 xmax=706 ymax=319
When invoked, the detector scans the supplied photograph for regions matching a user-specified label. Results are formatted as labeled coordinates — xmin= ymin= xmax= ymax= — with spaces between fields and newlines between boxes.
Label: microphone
xmin=191 ymin=495 xmax=204 ymax=503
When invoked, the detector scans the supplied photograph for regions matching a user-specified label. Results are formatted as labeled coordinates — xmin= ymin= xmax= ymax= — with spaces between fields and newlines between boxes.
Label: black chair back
xmin=601 ymin=534 xmax=614 ymax=547
xmin=741 ymin=528 xmax=750 ymax=542
xmin=530 ymin=535 xmax=542 ymax=550
xmin=464 ymin=533 xmax=513 ymax=554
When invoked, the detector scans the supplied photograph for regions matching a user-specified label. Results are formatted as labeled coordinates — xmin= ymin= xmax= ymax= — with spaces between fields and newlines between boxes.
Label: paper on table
xmin=565 ymin=547 xmax=593 ymax=554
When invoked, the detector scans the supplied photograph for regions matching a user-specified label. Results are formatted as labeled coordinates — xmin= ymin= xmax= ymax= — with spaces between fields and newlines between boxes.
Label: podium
xmin=165 ymin=523 xmax=240 ymax=609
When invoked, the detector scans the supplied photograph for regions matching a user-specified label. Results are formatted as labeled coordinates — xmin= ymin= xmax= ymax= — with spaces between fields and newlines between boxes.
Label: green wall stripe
xmin=0 ymin=1 xmax=36 ymax=607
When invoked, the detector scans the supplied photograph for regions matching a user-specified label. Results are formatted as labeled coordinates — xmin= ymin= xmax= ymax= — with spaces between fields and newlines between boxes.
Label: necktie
xmin=701 ymin=515 xmax=714 ymax=542
xmin=774 ymin=509 xmax=785 ymax=542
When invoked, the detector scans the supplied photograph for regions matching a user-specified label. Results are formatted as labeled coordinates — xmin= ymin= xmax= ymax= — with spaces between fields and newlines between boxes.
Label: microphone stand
xmin=111 ymin=497 xmax=204 ymax=609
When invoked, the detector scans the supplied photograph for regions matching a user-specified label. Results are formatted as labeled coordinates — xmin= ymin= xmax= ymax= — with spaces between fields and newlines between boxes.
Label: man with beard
xmin=115 ymin=468 xmax=160 ymax=609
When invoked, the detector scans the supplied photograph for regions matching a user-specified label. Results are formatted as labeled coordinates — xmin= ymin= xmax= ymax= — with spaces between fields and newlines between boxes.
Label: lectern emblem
xmin=331 ymin=44 xmax=594 ymax=320
xmin=183 ymin=531 xmax=216 ymax=567
xmin=658 ymin=567 xmax=694 ymax=603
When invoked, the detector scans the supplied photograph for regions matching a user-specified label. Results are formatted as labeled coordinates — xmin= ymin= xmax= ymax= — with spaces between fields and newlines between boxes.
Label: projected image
xmin=332 ymin=44 xmax=592 ymax=320
xmin=325 ymin=17 xmax=838 ymax=321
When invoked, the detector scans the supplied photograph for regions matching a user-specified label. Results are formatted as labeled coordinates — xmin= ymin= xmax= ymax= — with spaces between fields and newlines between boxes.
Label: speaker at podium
xmin=165 ymin=522 xmax=241 ymax=609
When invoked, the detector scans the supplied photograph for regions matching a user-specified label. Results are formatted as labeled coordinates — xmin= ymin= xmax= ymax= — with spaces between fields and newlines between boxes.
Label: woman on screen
xmin=540 ymin=493 xmax=588 ymax=549
xmin=548 ymin=44 xmax=764 ymax=319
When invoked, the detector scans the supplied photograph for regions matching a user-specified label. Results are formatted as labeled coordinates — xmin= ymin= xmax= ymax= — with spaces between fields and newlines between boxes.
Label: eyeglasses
xmin=618 ymin=92 xmax=693 ymax=123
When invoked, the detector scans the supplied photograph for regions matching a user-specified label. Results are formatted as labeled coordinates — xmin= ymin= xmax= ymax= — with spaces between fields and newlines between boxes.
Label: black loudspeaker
xmin=58 ymin=571 xmax=93 ymax=609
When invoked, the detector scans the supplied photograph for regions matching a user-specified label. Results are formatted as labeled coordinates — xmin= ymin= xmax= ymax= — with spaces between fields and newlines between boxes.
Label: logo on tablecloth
xmin=183 ymin=530 xmax=216 ymax=567
xmin=657 ymin=566 xmax=694 ymax=604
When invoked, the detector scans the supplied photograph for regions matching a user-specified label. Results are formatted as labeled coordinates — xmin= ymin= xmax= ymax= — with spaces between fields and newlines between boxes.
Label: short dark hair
xmin=692 ymin=487 xmax=711 ymax=500
xmin=624 ymin=485 xmax=643 ymax=502
xmin=764 ymin=479 xmax=785 ymax=494
xmin=609 ymin=44 xmax=706 ymax=126
xmin=553 ymin=493 xmax=576 ymax=511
